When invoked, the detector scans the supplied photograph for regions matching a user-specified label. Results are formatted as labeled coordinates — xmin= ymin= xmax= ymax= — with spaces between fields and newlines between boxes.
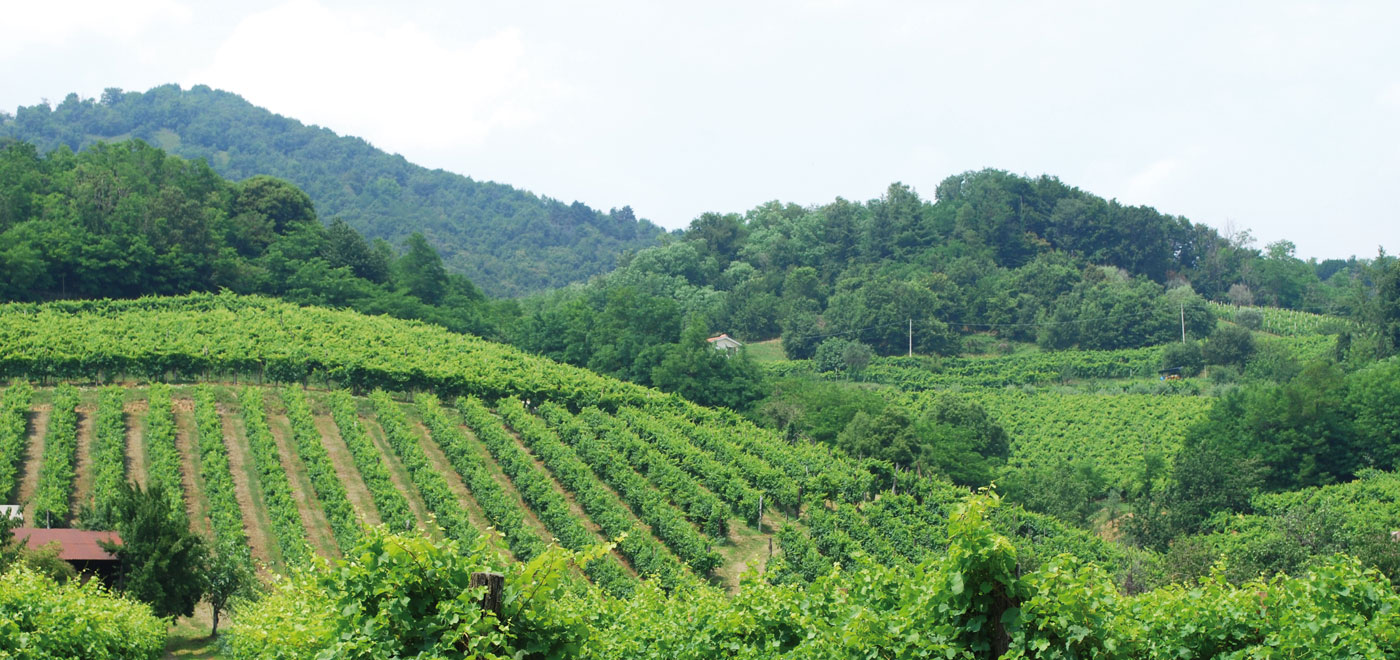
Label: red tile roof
xmin=12 ymin=528 xmax=122 ymax=561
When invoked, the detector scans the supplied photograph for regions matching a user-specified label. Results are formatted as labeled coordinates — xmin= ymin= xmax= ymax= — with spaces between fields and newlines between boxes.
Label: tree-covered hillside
xmin=0 ymin=138 xmax=508 ymax=337
xmin=507 ymin=172 xmax=1383 ymax=406
xmin=0 ymin=85 xmax=667 ymax=297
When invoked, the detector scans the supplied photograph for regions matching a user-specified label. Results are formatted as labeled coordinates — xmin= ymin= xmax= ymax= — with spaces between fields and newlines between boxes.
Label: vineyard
xmin=0 ymin=294 xmax=1132 ymax=596
xmin=4 ymin=294 xmax=1399 ymax=657
xmin=922 ymin=389 xmax=1214 ymax=488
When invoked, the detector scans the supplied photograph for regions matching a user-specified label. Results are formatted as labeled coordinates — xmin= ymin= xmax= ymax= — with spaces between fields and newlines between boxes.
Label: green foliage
xmin=1159 ymin=340 xmax=1203 ymax=377
xmin=648 ymin=321 xmax=766 ymax=410
xmin=542 ymin=403 xmax=721 ymax=575
xmin=0 ymin=138 xmax=503 ymax=338
xmin=282 ymin=387 xmax=361 ymax=553
xmin=239 ymin=387 xmax=311 ymax=565
xmin=0 ymin=382 xmax=33 ymax=501
xmin=104 ymin=482 xmax=207 ymax=619
xmin=80 ymin=386 xmax=127 ymax=529
xmin=1180 ymin=361 xmax=1359 ymax=493
xmin=226 ymin=527 xmax=600 ymax=659
xmin=1234 ymin=306 xmax=1263 ymax=330
xmin=326 ymin=390 xmax=416 ymax=533
xmin=415 ymin=393 xmax=544 ymax=561
xmin=141 ymin=384 xmax=184 ymax=519
xmin=1000 ymin=458 xmax=1107 ymax=528
xmin=224 ymin=567 xmax=333 ymax=659
xmin=368 ymin=391 xmax=478 ymax=545
xmin=836 ymin=396 xmax=1009 ymax=487
xmin=31 ymin=384 xmax=79 ymax=528
xmin=457 ymin=397 xmax=635 ymax=596
xmin=958 ymin=389 xmax=1211 ymax=491
xmin=499 ymin=400 xmax=686 ymax=586
xmin=0 ymin=293 xmax=659 ymax=411
xmin=581 ymin=408 xmax=731 ymax=538
xmin=192 ymin=386 xmax=254 ymax=571
xmin=1202 ymin=323 xmax=1256 ymax=367
xmin=2 ymin=86 xmax=666 ymax=297
xmin=812 ymin=336 xmax=873 ymax=376
xmin=0 ymin=564 xmax=166 ymax=659
xmin=754 ymin=377 xmax=886 ymax=446
xmin=617 ymin=408 xmax=764 ymax=528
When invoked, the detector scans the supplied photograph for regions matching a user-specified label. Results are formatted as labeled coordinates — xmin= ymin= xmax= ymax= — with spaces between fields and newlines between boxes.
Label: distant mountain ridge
xmin=0 ymin=84 xmax=667 ymax=297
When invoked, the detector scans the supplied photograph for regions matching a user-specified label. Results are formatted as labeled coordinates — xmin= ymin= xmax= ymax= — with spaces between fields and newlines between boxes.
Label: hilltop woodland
xmin=0 ymin=85 xmax=666 ymax=296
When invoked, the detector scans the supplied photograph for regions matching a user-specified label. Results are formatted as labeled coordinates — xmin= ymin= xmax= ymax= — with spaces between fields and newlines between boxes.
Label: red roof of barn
xmin=12 ymin=528 xmax=122 ymax=561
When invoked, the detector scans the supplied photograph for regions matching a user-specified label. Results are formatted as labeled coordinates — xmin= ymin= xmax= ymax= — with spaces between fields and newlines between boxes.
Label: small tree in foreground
xmin=103 ymin=482 xmax=207 ymax=619
xmin=205 ymin=537 xmax=254 ymax=636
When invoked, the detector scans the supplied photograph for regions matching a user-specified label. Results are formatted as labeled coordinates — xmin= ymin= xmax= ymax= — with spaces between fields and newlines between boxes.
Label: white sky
xmin=3 ymin=0 xmax=1397 ymax=260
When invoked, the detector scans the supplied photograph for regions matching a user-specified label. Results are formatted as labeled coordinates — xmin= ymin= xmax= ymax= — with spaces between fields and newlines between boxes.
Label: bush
xmin=0 ymin=565 xmax=166 ymax=659
xmin=225 ymin=527 xmax=598 ymax=659
xmin=1160 ymin=341 xmax=1203 ymax=377
xmin=1234 ymin=308 xmax=1263 ymax=330
xmin=813 ymin=337 xmax=873 ymax=376
xmin=1203 ymin=324 xmax=1256 ymax=367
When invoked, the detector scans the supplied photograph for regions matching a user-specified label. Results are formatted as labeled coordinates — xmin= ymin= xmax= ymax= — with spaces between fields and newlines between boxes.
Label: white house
xmin=707 ymin=333 xmax=743 ymax=354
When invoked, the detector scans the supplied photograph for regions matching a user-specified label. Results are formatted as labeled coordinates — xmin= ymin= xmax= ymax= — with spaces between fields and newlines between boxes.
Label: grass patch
xmin=744 ymin=339 xmax=787 ymax=363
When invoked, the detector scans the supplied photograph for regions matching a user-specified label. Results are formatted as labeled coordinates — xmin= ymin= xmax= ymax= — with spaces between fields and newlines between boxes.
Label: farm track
xmin=267 ymin=412 xmax=339 ymax=559
xmin=312 ymin=412 xmax=381 ymax=527
xmin=410 ymin=418 xmax=497 ymax=551
xmin=70 ymin=405 xmax=96 ymax=524
xmin=362 ymin=417 xmax=434 ymax=535
xmin=17 ymin=406 xmax=50 ymax=520
xmin=173 ymin=405 xmax=211 ymax=536
xmin=221 ymin=407 xmax=282 ymax=570
xmin=502 ymin=425 xmax=647 ymax=576
xmin=455 ymin=422 xmax=553 ymax=549
xmin=124 ymin=401 xmax=148 ymax=489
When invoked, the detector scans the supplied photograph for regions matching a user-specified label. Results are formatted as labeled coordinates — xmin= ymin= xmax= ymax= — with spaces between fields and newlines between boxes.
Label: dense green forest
xmin=506 ymin=171 xmax=1388 ymax=410
xmin=0 ymin=138 xmax=514 ymax=336
xmin=0 ymin=85 xmax=667 ymax=296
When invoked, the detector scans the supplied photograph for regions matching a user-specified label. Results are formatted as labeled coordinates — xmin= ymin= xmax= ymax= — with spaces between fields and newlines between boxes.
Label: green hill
xmin=0 ymin=85 xmax=668 ymax=297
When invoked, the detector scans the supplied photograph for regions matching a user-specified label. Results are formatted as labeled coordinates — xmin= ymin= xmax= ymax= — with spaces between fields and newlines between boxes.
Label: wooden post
xmin=471 ymin=572 xmax=504 ymax=619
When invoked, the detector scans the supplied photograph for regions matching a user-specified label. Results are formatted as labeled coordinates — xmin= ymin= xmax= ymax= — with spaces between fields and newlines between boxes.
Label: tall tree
xmin=103 ymin=482 xmax=207 ymax=619
xmin=395 ymin=232 xmax=448 ymax=304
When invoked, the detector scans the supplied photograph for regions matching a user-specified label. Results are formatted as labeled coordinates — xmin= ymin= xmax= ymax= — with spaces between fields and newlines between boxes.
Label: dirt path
xmin=70 ymin=405 xmax=96 ymax=525
xmin=457 ymin=423 xmax=552 ymax=547
xmin=312 ymin=413 xmax=381 ymax=527
xmin=362 ymin=418 xmax=434 ymax=535
xmin=124 ymin=399 xmax=149 ymax=489
xmin=267 ymin=412 xmax=339 ymax=559
xmin=221 ymin=408 xmax=283 ymax=570
xmin=505 ymin=428 xmax=642 ymax=575
xmin=15 ymin=405 xmax=49 ymax=517
xmin=411 ymin=419 xmax=495 ymax=547
xmin=173 ymin=401 xmax=212 ymax=536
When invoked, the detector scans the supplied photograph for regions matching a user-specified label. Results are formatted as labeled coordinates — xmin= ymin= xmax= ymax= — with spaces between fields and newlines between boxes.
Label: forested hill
xmin=0 ymin=84 xmax=667 ymax=297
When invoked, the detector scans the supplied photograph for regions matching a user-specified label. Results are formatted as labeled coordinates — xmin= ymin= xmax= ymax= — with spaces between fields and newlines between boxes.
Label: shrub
xmin=0 ymin=565 xmax=166 ymax=659
xmin=1203 ymin=324 xmax=1256 ymax=367
xmin=1160 ymin=341 xmax=1204 ymax=377
xmin=1234 ymin=308 xmax=1263 ymax=330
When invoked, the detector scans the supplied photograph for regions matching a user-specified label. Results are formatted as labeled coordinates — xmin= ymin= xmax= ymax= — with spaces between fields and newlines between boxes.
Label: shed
xmin=707 ymin=333 xmax=743 ymax=354
xmin=11 ymin=527 xmax=122 ymax=580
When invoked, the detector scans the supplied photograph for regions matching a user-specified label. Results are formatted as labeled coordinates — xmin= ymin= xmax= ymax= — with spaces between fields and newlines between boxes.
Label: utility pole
xmin=908 ymin=318 xmax=913 ymax=357
xmin=1180 ymin=304 xmax=1186 ymax=343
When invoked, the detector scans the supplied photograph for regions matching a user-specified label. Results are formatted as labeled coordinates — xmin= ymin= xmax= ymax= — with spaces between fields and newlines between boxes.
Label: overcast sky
xmin=4 ymin=0 xmax=1397 ymax=260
